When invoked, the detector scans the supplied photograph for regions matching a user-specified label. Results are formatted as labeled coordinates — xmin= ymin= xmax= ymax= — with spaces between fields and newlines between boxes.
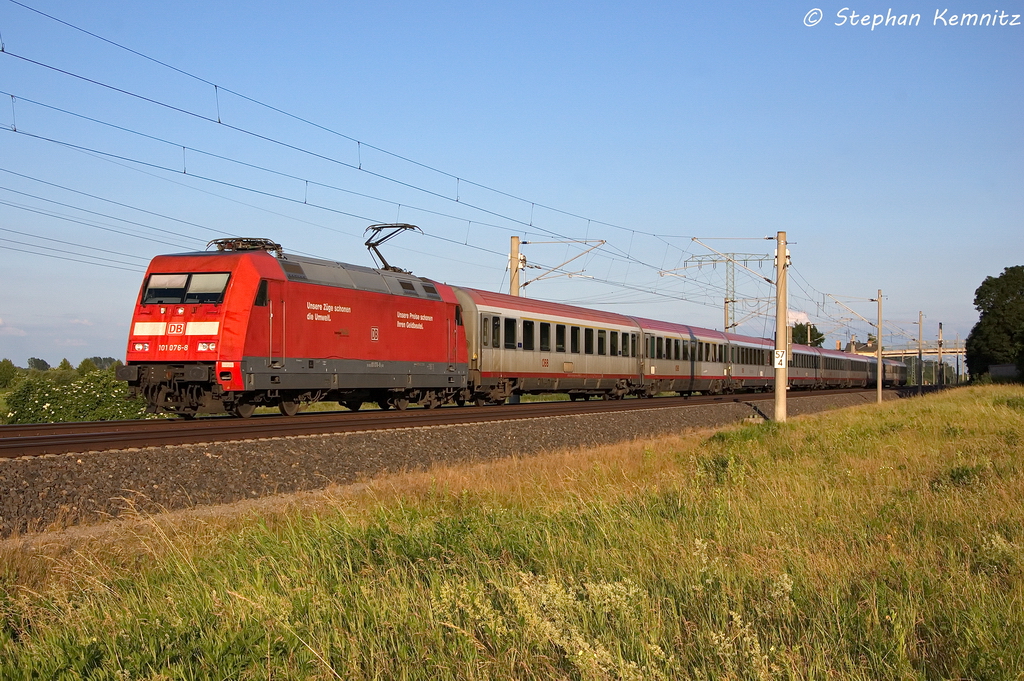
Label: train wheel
xmin=392 ymin=398 xmax=410 ymax=411
xmin=474 ymin=397 xmax=487 ymax=407
xmin=233 ymin=403 xmax=255 ymax=419
xmin=568 ymin=394 xmax=578 ymax=402
xmin=344 ymin=400 xmax=362 ymax=412
xmin=279 ymin=399 xmax=299 ymax=417
xmin=377 ymin=400 xmax=391 ymax=410
xmin=455 ymin=398 xmax=466 ymax=407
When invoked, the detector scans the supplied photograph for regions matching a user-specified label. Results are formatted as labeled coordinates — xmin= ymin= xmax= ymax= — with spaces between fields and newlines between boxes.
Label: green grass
xmin=1 ymin=386 xmax=1023 ymax=679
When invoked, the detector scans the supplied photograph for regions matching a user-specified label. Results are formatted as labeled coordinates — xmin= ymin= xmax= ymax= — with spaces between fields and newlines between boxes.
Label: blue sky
xmin=0 ymin=0 xmax=1020 ymax=366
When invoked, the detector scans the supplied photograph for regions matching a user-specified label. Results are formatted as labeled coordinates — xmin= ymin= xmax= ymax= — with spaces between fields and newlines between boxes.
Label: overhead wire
xmin=2 ymin=0 xmax=704 ymax=246
xmin=0 ymin=1 xmax=780 ymax=314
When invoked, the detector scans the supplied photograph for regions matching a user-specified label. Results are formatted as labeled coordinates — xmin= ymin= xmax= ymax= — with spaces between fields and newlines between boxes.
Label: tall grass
xmin=1 ymin=386 xmax=1022 ymax=679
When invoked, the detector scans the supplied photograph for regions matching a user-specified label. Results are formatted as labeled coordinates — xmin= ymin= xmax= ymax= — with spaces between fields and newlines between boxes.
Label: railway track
xmin=0 ymin=389 xmax=885 ymax=458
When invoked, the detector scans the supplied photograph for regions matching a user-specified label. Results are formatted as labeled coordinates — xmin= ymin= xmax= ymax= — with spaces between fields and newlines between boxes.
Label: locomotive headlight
xmin=176 ymin=307 xmax=185 ymax=315
xmin=133 ymin=342 xmax=149 ymax=352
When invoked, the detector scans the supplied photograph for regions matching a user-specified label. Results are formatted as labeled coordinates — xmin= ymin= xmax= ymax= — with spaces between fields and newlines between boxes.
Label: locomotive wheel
xmin=233 ymin=402 xmax=256 ymax=419
xmin=344 ymin=400 xmax=362 ymax=412
xmin=455 ymin=398 xmax=466 ymax=407
xmin=568 ymin=394 xmax=578 ymax=402
xmin=279 ymin=399 xmax=299 ymax=417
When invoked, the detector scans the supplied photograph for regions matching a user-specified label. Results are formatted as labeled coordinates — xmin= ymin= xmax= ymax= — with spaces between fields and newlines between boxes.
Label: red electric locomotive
xmin=117 ymin=238 xmax=469 ymax=417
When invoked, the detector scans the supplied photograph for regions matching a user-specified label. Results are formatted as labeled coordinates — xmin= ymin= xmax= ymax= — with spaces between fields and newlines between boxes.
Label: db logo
xmin=168 ymin=323 xmax=185 ymax=335
xmin=370 ymin=326 xmax=379 ymax=341
xmin=541 ymin=358 xmax=549 ymax=367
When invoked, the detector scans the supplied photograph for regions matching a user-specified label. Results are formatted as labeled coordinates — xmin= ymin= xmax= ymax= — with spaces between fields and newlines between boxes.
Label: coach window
xmin=504 ymin=318 xmax=517 ymax=349
xmin=481 ymin=316 xmax=489 ymax=346
xmin=522 ymin=320 xmax=535 ymax=351
xmin=571 ymin=326 xmax=581 ymax=354
xmin=492 ymin=317 xmax=501 ymax=349
xmin=584 ymin=328 xmax=595 ymax=355
xmin=254 ymin=280 xmax=268 ymax=307
xmin=610 ymin=331 xmax=619 ymax=356
xmin=556 ymin=325 xmax=567 ymax=352
xmin=656 ymin=337 xmax=663 ymax=359
xmin=597 ymin=330 xmax=606 ymax=355
xmin=674 ymin=339 xmax=681 ymax=361
xmin=540 ymin=322 xmax=551 ymax=352
xmin=631 ymin=333 xmax=638 ymax=358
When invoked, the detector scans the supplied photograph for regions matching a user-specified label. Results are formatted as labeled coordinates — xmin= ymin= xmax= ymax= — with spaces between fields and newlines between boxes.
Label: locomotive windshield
xmin=143 ymin=272 xmax=231 ymax=304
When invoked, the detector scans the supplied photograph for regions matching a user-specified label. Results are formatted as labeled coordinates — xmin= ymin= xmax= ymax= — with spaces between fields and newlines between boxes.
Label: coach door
xmin=269 ymin=281 xmax=286 ymax=368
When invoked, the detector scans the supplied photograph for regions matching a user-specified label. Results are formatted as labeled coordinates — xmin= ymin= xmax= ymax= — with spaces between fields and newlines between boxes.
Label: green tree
xmin=792 ymin=323 xmax=825 ymax=347
xmin=77 ymin=358 xmax=99 ymax=374
xmin=965 ymin=265 xmax=1024 ymax=378
xmin=0 ymin=358 xmax=18 ymax=389
xmin=56 ymin=358 xmax=74 ymax=371
xmin=26 ymin=357 xmax=50 ymax=371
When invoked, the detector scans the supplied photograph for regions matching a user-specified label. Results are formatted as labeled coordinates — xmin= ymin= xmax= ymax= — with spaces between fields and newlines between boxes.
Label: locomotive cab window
xmin=143 ymin=272 xmax=230 ymax=305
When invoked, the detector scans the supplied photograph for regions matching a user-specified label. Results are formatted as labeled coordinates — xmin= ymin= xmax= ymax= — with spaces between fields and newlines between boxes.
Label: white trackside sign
xmin=774 ymin=350 xmax=787 ymax=369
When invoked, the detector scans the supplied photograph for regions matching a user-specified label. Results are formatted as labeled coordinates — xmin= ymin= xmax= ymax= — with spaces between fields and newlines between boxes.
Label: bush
xmin=4 ymin=369 xmax=150 ymax=424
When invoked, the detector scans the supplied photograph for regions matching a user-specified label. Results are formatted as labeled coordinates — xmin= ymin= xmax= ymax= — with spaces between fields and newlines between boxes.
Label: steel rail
xmin=0 ymin=389 xmax=884 ymax=458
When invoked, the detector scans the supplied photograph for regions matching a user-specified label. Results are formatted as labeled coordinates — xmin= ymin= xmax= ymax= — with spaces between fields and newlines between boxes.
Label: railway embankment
xmin=0 ymin=390 xmax=896 ymax=537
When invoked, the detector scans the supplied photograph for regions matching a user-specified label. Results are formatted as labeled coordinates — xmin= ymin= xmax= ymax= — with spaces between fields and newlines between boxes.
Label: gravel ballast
xmin=0 ymin=392 xmax=896 ymax=537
